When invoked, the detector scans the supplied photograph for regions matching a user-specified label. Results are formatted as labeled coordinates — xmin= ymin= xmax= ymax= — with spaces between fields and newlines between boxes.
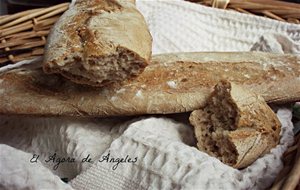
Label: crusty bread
xmin=189 ymin=80 xmax=281 ymax=168
xmin=43 ymin=0 xmax=152 ymax=86
xmin=0 ymin=52 xmax=300 ymax=117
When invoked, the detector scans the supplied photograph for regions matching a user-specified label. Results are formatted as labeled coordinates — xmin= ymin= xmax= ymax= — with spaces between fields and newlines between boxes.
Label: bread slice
xmin=43 ymin=0 xmax=152 ymax=86
xmin=0 ymin=52 xmax=299 ymax=117
xmin=189 ymin=80 xmax=281 ymax=168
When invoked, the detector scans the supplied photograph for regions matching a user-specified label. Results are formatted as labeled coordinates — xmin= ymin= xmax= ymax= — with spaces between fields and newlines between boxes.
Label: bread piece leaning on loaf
xmin=189 ymin=80 xmax=281 ymax=168
xmin=43 ymin=0 xmax=152 ymax=86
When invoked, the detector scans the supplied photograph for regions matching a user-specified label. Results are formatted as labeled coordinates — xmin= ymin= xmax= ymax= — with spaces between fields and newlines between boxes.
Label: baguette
xmin=43 ymin=0 xmax=152 ymax=86
xmin=0 ymin=52 xmax=299 ymax=117
xmin=189 ymin=80 xmax=281 ymax=168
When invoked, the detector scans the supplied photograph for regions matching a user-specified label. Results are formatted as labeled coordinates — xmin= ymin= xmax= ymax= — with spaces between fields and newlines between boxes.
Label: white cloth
xmin=70 ymin=111 xmax=294 ymax=190
xmin=0 ymin=144 xmax=73 ymax=190
xmin=136 ymin=0 xmax=300 ymax=54
xmin=1 ymin=0 xmax=300 ymax=190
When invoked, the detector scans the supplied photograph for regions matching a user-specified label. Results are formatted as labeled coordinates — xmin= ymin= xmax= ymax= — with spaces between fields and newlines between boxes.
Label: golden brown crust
xmin=0 ymin=52 xmax=300 ymax=117
xmin=43 ymin=0 xmax=152 ymax=86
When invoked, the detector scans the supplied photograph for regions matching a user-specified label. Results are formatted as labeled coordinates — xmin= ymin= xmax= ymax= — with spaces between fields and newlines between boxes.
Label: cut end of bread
xmin=43 ymin=47 xmax=148 ymax=87
xmin=190 ymin=81 xmax=239 ymax=166
xmin=190 ymin=80 xmax=281 ymax=168
xmin=42 ymin=0 xmax=152 ymax=87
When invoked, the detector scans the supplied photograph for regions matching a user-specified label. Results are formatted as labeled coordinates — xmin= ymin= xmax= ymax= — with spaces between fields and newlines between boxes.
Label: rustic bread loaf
xmin=0 ymin=52 xmax=299 ymax=117
xmin=189 ymin=80 xmax=281 ymax=168
xmin=43 ymin=0 xmax=152 ymax=86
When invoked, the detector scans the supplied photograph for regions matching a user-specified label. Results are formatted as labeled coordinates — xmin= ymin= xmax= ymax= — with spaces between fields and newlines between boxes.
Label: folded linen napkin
xmin=136 ymin=0 xmax=300 ymax=54
xmin=0 ymin=0 xmax=300 ymax=189
xmin=69 ymin=110 xmax=294 ymax=190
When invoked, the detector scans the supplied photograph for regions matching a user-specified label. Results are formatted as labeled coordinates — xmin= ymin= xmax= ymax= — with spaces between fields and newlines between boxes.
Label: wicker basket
xmin=1 ymin=1 xmax=300 ymax=65
xmin=0 ymin=3 xmax=69 ymax=65
xmin=0 ymin=1 xmax=300 ymax=189
xmin=190 ymin=0 xmax=300 ymax=23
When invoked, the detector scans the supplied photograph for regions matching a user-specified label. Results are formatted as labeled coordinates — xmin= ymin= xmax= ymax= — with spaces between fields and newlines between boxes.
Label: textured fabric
xmin=251 ymin=33 xmax=300 ymax=54
xmin=0 ymin=116 xmax=131 ymax=179
xmin=0 ymin=0 xmax=299 ymax=189
xmin=70 ymin=111 xmax=294 ymax=190
xmin=70 ymin=166 xmax=145 ymax=190
xmin=136 ymin=0 xmax=300 ymax=54
xmin=0 ymin=144 xmax=73 ymax=190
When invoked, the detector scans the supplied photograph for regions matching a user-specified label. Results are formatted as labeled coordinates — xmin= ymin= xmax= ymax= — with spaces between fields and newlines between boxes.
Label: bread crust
xmin=189 ymin=81 xmax=281 ymax=168
xmin=0 ymin=52 xmax=300 ymax=117
xmin=43 ymin=0 xmax=152 ymax=86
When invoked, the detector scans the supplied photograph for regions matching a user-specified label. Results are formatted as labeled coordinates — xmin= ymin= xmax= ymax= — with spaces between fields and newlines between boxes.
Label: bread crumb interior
xmin=197 ymin=82 xmax=238 ymax=166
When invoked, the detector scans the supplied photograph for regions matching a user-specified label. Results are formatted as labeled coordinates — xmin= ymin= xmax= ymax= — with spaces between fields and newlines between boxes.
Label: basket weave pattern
xmin=1 ymin=1 xmax=300 ymax=66
xmin=190 ymin=0 xmax=300 ymax=23
xmin=0 ymin=3 xmax=69 ymax=65
xmin=0 ymin=1 xmax=300 ymax=188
